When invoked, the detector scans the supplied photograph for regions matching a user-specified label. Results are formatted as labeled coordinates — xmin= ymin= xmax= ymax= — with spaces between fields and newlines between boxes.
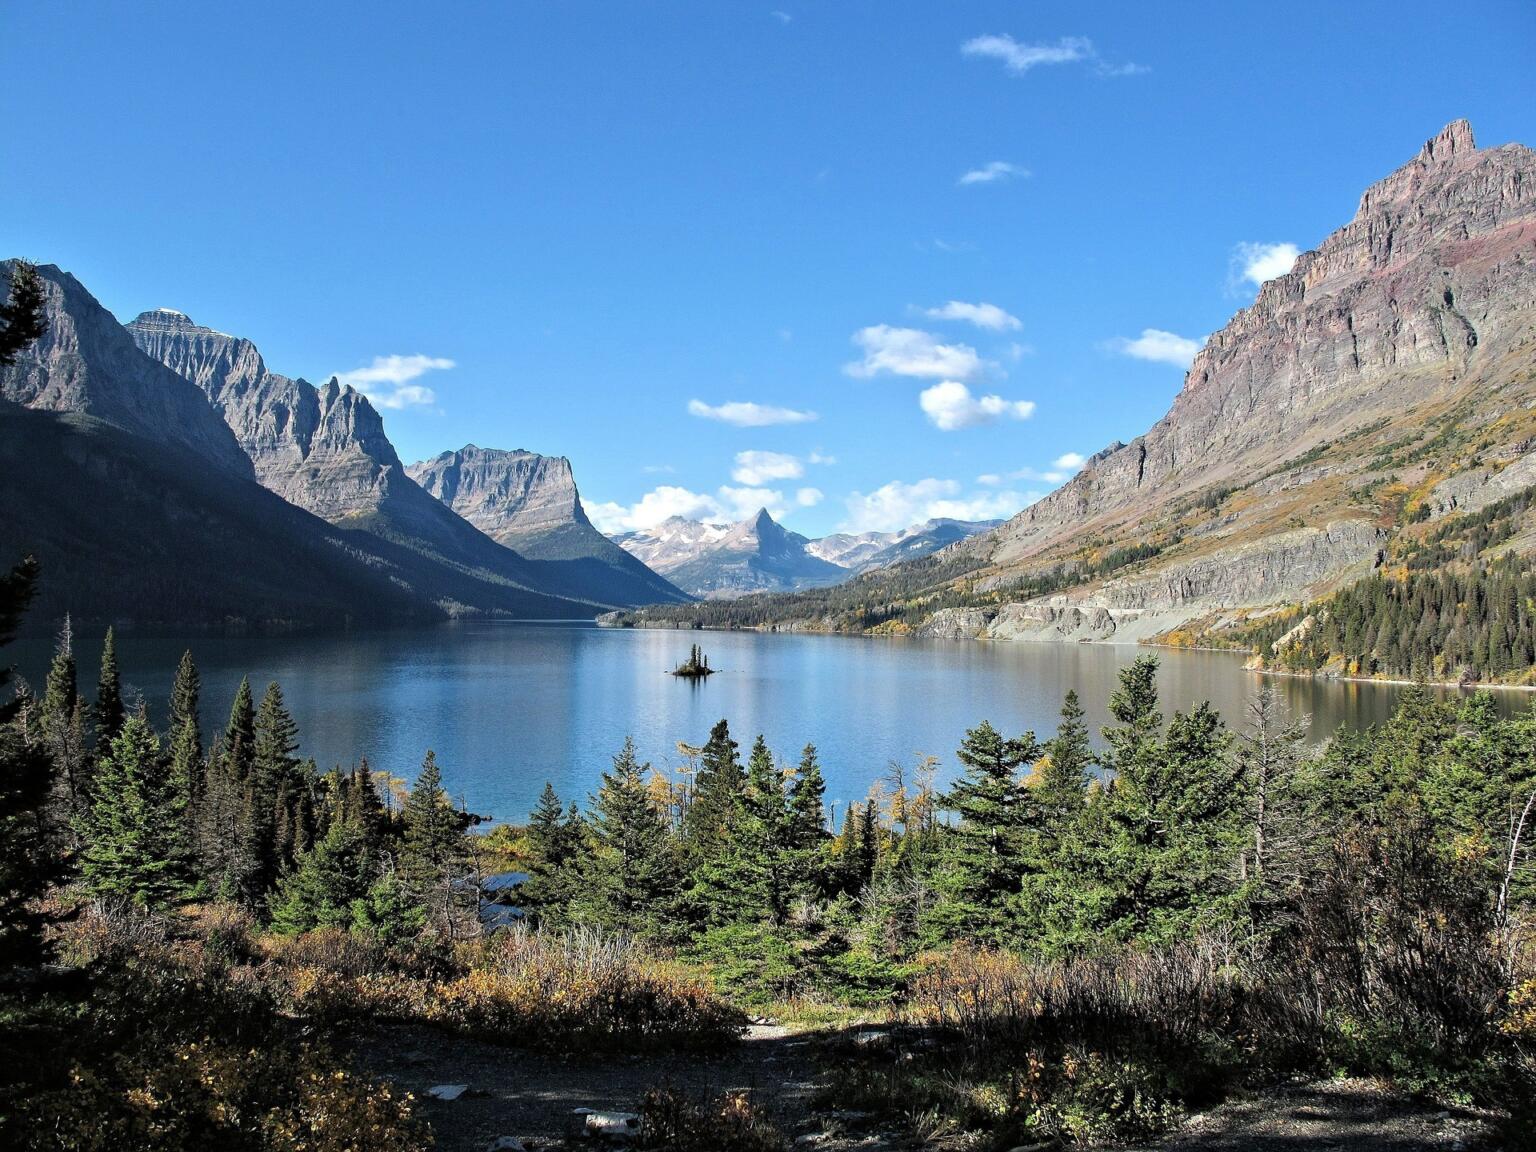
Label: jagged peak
xmin=1356 ymin=118 xmax=1481 ymax=218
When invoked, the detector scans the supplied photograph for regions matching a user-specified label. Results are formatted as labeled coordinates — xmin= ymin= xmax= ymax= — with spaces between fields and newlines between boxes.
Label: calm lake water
xmin=10 ymin=623 xmax=1527 ymax=824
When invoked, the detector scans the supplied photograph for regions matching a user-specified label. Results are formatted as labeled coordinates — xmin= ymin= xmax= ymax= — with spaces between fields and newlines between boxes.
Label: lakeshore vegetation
xmin=1 ymin=550 xmax=1534 ymax=1149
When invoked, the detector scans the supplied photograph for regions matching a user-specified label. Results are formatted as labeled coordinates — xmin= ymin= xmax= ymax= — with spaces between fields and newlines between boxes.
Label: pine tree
xmin=269 ymin=814 xmax=371 ymax=935
xmin=253 ymin=681 xmax=309 ymax=888
xmin=39 ymin=614 xmax=89 ymax=836
xmin=199 ymin=678 xmax=260 ymax=905
xmin=522 ymin=782 xmax=584 ymax=922
xmin=934 ymin=720 xmax=1040 ymax=941
xmin=77 ymin=712 xmax=192 ymax=910
xmin=401 ymin=750 xmax=470 ymax=935
xmin=166 ymin=651 xmax=202 ymax=847
xmin=680 ymin=719 xmax=743 ymax=867
xmin=785 ymin=743 xmax=828 ymax=848
xmin=93 ymin=627 xmax=125 ymax=762
xmin=1037 ymin=689 xmax=1092 ymax=843
xmin=0 ymin=260 xmax=48 ymax=366
xmin=0 ymin=555 xmax=60 ymax=967
xmin=578 ymin=737 xmax=680 ymax=933
xmin=351 ymin=867 xmax=426 ymax=945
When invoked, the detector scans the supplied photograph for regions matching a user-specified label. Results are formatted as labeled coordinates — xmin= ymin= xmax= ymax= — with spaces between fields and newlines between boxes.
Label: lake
xmin=10 ymin=623 xmax=1526 ymax=825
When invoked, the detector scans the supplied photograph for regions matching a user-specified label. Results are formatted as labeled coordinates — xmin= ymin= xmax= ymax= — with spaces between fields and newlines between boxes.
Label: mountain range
xmin=610 ymin=510 xmax=999 ymax=598
xmin=0 ymin=267 xmax=686 ymax=630
xmin=606 ymin=121 xmax=1536 ymax=643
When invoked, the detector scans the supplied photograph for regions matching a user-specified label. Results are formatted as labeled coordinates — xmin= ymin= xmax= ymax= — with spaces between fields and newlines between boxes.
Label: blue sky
xmin=5 ymin=2 xmax=1534 ymax=537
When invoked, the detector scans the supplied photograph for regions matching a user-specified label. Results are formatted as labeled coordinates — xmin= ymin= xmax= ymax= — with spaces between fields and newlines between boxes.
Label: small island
xmin=671 ymin=643 xmax=716 ymax=678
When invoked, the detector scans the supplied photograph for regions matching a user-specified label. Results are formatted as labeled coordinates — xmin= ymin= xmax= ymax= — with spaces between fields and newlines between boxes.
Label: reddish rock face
xmin=969 ymin=120 xmax=1536 ymax=583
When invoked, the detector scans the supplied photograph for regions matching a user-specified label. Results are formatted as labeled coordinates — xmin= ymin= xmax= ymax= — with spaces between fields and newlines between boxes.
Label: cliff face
xmin=127 ymin=309 xmax=406 ymax=520
xmin=409 ymin=445 xmax=689 ymax=604
xmin=974 ymin=120 xmax=1536 ymax=572
xmin=125 ymin=309 xmax=621 ymax=615
xmin=1 ymin=266 xmax=253 ymax=477
xmin=407 ymin=445 xmax=586 ymax=546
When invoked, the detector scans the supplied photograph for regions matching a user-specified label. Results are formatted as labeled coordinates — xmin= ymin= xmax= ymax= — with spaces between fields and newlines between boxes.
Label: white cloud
xmin=587 ymin=482 xmax=796 ymax=533
xmin=845 ymin=325 xmax=984 ymax=380
xmin=1111 ymin=328 xmax=1204 ymax=368
xmin=961 ymin=33 xmax=1144 ymax=78
xmin=687 ymin=398 xmax=818 ymax=426
xmin=807 ymin=451 xmax=837 ymax=465
xmin=961 ymin=33 xmax=1092 ymax=73
xmin=919 ymin=381 xmax=1035 ymax=431
xmin=1233 ymin=241 xmax=1300 ymax=288
xmin=731 ymin=450 xmax=804 ymax=485
xmin=770 ymin=9 xmax=792 ymax=23
xmin=585 ymin=486 xmax=722 ymax=534
xmin=922 ymin=300 xmax=1022 ymax=331
xmin=984 ymin=453 xmax=1088 ymax=487
xmin=718 ymin=485 xmax=787 ymax=520
xmin=959 ymin=160 xmax=1028 ymax=186
xmin=333 ymin=354 xmax=453 ymax=408
xmin=1052 ymin=451 xmax=1086 ymax=471
xmin=841 ymin=478 xmax=1035 ymax=533
xmin=976 ymin=473 xmax=1003 ymax=486
xmin=795 ymin=487 xmax=824 ymax=507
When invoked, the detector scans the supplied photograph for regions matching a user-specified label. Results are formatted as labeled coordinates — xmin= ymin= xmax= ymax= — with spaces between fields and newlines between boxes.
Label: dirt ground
xmin=355 ymin=1024 xmax=1509 ymax=1152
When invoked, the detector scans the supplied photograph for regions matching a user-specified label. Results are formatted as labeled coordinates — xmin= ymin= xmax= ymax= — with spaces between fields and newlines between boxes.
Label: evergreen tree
xmin=934 ymin=720 xmax=1040 ymax=941
xmin=351 ymin=867 xmax=426 ymax=945
xmin=0 ymin=260 xmax=47 ymax=366
xmin=1079 ymin=657 xmax=1242 ymax=946
xmin=680 ymin=718 xmax=743 ymax=867
xmin=199 ymin=678 xmax=260 ymax=905
xmin=39 ymin=614 xmax=89 ymax=836
xmin=401 ymin=750 xmax=470 ymax=935
xmin=166 ymin=651 xmax=202 ymax=847
xmin=269 ymin=814 xmax=370 ymax=934
xmin=77 ymin=712 xmax=192 ymax=910
xmin=522 ymin=782 xmax=586 ymax=922
xmin=0 ymin=556 xmax=61 ymax=967
xmin=1037 ymin=689 xmax=1092 ymax=844
xmin=577 ymin=737 xmax=680 ymax=933
xmin=253 ymin=681 xmax=311 ymax=888
xmin=92 ymin=627 xmax=125 ymax=762
xmin=785 ymin=743 xmax=828 ymax=848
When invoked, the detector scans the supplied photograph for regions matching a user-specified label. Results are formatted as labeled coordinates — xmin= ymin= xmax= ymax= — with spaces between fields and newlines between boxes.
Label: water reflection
xmin=11 ymin=623 xmax=1526 ymax=824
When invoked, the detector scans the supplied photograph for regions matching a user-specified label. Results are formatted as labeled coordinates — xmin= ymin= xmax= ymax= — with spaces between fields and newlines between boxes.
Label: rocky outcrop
xmin=967 ymin=120 xmax=1536 ymax=570
xmin=409 ymin=446 xmax=586 ymax=547
xmin=1 ymin=266 xmax=252 ymax=476
xmin=127 ymin=308 xmax=407 ymax=520
xmin=408 ymin=445 xmax=688 ymax=604
xmin=126 ymin=308 xmax=615 ymax=616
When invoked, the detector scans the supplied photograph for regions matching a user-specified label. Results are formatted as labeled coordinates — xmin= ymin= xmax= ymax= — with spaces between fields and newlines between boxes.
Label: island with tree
xmin=671 ymin=644 xmax=715 ymax=678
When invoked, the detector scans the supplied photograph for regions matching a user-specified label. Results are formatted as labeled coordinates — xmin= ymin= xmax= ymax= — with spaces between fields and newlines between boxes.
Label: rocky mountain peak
xmin=0 ymin=263 xmax=253 ymax=476
xmin=1354 ymin=118 xmax=1483 ymax=219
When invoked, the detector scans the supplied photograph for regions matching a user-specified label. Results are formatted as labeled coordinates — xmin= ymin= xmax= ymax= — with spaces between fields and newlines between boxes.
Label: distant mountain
xmin=807 ymin=518 xmax=1002 ymax=574
xmin=126 ymin=308 xmax=624 ymax=614
xmin=613 ymin=509 xmax=848 ymax=599
xmin=608 ymin=509 xmax=996 ymax=599
xmin=407 ymin=445 xmax=688 ymax=605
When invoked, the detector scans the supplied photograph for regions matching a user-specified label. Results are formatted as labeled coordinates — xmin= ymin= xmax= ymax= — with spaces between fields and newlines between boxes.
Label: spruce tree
xmin=522 ymin=782 xmax=584 ymax=922
xmin=0 ymin=260 xmax=47 ymax=366
xmin=680 ymin=718 xmax=743 ymax=867
xmin=93 ymin=627 xmax=125 ymax=762
xmin=166 ymin=651 xmax=202 ymax=842
xmin=402 ymin=750 xmax=469 ymax=934
xmin=935 ymin=720 xmax=1040 ymax=942
xmin=77 ymin=712 xmax=192 ymax=910
xmin=269 ymin=814 xmax=370 ymax=935
xmin=39 ymin=614 xmax=89 ymax=835
xmin=785 ymin=743 xmax=830 ymax=900
xmin=199 ymin=678 xmax=259 ymax=904
xmin=1037 ymin=689 xmax=1092 ymax=842
xmin=578 ymin=737 xmax=680 ymax=934
xmin=0 ymin=556 xmax=60 ymax=966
